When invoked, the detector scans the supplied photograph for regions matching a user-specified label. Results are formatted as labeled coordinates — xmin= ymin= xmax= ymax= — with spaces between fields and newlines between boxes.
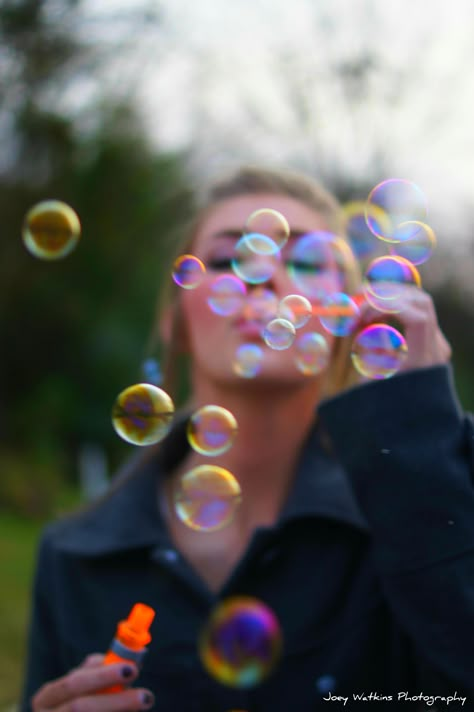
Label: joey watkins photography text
xmin=322 ymin=691 xmax=468 ymax=706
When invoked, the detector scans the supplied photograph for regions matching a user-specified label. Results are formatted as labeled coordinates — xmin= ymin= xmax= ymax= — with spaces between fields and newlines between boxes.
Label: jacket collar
xmin=54 ymin=418 xmax=368 ymax=557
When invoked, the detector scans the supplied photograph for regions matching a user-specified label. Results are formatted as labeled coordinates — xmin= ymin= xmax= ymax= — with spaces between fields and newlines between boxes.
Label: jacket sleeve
xmin=318 ymin=364 xmax=474 ymax=696
xmin=19 ymin=526 xmax=65 ymax=712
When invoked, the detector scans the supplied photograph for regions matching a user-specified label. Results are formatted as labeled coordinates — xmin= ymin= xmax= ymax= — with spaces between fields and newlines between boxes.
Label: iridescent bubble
xmin=364 ymin=256 xmax=421 ymax=302
xmin=287 ymin=232 xmax=346 ymax=300
xmin=244 ymin=208 xmax=290 ymax=249
xmin=233 ymin=344 xmax=264 ymax=378
xmin=365 ymin=179 xmax=428 ymax=242
xmin=172 ymin=254 xmax=206 ymax=289
xmin=351 ymin=324 xmax=408 ymax=379
xmin=342 ymin=201 xmax=389 ymax=259
xmin=243 ymin=286 xmax=279 ymax=324
xmin=231 ymin=233 xmax=281 ymax=285
xmin=112 ymin=383 xmax=174 ymax=446
xmin=207 ymin=274 xmax=247 ymax=316
xmin=389 ymin=221 xmax=436 ymax=265
xmin=22 ymin=200 xmax=81 ymax=260
xmin=262 ymin=318 xmax=296 ymax=350
xmin=173 ymin=465 xmax=242 ymax=532
xmin=141 ymin=358 xmax=162 ymax=386
xmin=187 ymin=405 xmax=238 ymax=457
xmin=198 ymin=596 xmax=283 ymax=688
xmin=278 ymin=294 xmax=312 ymax=329
xmin=319 ymin=293 xmax=360 ymax=337
xmin=294 ymin=332 xmax=330 ymax=375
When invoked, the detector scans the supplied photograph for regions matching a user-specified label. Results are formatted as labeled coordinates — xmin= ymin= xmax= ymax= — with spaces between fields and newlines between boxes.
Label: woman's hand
xmin=355 ymin=284 xmax=452 ymax=373
xmin=31 ymin=654 xmax=155 ymax=712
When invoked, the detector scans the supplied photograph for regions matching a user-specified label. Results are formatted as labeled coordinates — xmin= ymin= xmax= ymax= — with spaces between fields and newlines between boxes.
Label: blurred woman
xmin=22 ymin=166 xmax=474 ymax=712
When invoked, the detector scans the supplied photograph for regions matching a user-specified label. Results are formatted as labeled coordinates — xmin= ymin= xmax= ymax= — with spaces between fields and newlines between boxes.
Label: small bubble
xmin=22 ymin=200 xmax=81 ymax=260
xmin=111 ymin=383 xmax=174 ymax=446
xmin=172 ymin=254 xmax=206 ymax=289
xmin=315 ymin=674 xmax=336 ymax=693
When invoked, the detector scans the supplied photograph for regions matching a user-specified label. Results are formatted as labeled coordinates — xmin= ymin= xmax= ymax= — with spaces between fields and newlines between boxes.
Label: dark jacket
xmin=20 ymin=366 xmax=474 ymax=711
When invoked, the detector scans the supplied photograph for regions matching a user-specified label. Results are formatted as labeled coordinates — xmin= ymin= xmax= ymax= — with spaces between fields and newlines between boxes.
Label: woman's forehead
xmin=193 ymin=193 xmax=330 ymax=250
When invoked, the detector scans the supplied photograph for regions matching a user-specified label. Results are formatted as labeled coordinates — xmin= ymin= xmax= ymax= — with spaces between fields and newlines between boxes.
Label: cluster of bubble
xmin=169 ymin=187 xmax=433 ymax=381
xmin=22 ymin=178 xmax=435 ymax=692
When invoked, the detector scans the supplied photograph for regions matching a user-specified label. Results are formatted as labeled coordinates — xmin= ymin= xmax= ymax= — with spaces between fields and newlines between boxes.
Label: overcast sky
xmin=78 ymin=0 xmax=474 ymax=250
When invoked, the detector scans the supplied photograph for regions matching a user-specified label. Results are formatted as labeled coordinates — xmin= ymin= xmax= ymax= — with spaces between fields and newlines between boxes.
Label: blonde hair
xmin=150 ymin=165 xmax=362 ymax=404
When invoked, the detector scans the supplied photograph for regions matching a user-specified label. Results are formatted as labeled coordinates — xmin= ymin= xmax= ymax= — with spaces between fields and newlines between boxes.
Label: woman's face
xmin=177 ymin=193 xmax=343 ymax=390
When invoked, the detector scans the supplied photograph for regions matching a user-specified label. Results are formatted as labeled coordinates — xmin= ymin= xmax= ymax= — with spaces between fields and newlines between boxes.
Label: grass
xmin=0 ymin=487 xmax=82 ymax=710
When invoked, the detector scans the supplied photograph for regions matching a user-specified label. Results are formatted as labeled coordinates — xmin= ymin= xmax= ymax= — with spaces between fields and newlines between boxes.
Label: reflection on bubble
xmin=187 ymin=405 xmax=238 ymax=456
xmin=22 ymin=200 xmax=81 ymax=260
xmin=262 ymin=318 xmax=296 ymax=350
xmin=278 ymin=294 xmax=312 ymax=329
xmin=365 ymin=179 xmax=428 ymax=242
xmin=233 ymin=344 xmax=264 ymax=378
xmin=199 ymin=596 xmax=283 ymax=688
xmin=141 ymin=358 xmax=162 ymax=385
xmin=319 ymin=293 xmax=360 ymax=337
xmin=351 ymin=324 xmax=408 ymax=379
xmin=173 ymin=465 xmax=242 ymax=532
xmin=294 ymin=332 xmax=330 ymax=375
xmin=208 ymin=274 xmax=247 ymax=316
xmin=172 ymin=254 xmax=206 ymax=289
xmin=389 ymin=221 xmax=436 ymax=265
xmin=112 ymin=384 xmax=174 ymax=445
xmin=231 ymin=234 xmax=280 ymax=285
xmin=244 ymin=208 xmax=290 ymax=250
xmin=364 ymin=256 xmax=421 ymax=301
xmin=342 ymin=201 xmax=389 ymax=260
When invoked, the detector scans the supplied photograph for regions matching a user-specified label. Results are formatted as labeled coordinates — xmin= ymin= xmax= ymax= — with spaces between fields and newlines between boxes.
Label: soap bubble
xmin=172 ymin=254 xmax=206 ymax=289
xmin=244 ymin=208 xmax=290 ymax=249
xmin=112 ymin=383 xmax=174 ymax=445
xmin=364 ymin=256 xmax=421 ymax=303
xmin=389 ymin=222 xmax=436 ymax=265
xmin=199 ymin=596 xmax=283 ymax=688
xmin=22 ymin=200 xmax=81 ymax=260
xmin=173 ymin=465 xmax=242 ymax=532
xmin=278 ymin=294 xmax=312 ymax=329
xmin=187 ymin=405 xmax=238 ymax=456
xmin=141 ymin=358 xmax=162 ymax=386
xmin=207 ymin=274 xmax=247 ymax=316
xmin=294 ymin=332 xmax=330 ymax=375
xmin=365 ymin=179 xmax=428 ymax=242
xmin=342 ymin=201 xmax=389 ymax=260
xmin=232 ymin=344 xmax=264 ymax=378
xmin=231 ymin=233 xmax=281 ymax=285
xmin=351 ymin=324 xmax=408 ymax=379
xmin=262 ymin=318 xmax=296 ymax=350
xmin=319 ymin=293 xmax=360 ymax=337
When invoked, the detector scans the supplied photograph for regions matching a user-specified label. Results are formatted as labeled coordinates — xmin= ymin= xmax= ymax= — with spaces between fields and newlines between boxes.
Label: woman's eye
xmin=206 ymin=257 xmax=235 ymax=271
xmin=285 ymin=260 xmax=327 ymax=274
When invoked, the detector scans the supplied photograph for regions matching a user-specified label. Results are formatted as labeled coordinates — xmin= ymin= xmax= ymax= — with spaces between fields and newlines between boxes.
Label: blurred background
xmin=1 ymin=0 xmax=474 ymax=707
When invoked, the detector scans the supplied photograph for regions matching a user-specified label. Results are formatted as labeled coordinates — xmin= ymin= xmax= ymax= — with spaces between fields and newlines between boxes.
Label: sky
xmin=77 ymin=0 xmax=474 ymax=252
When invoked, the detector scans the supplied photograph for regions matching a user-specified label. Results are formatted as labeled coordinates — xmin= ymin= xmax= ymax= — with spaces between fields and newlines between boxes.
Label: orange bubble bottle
xmin=102 ymin=602 xmax=155 ymax=693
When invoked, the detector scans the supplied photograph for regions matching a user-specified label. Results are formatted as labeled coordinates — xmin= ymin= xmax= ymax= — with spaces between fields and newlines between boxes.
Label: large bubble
xmin=172 ymin=254 xmax=206 ymax=289
xmin=294 ymin=332 xmax=330 ymax=375
xmin=231 ymin=233 xmax=281 ymax=285
xmin=232 ymin=343 xmax=264 ymax=378
xmin=278 ymin=294 xmax=312 ymax=329
xmin=262 ymin=318 xmax=296 ymax=350
xmin=173 ymin=465 xmax=242 ymax=532
xmin=112 ymin=383 xmax=174 ymax=445
xmin=199 ymin=596 xmax=283 ymax=688
xmin=351 ymin=324 xmax=408 ymax=379
xmin=365 ymin=179 xmax=428 ymax=242
xmin=207 ymin=274 xmax=247 ymax=316
xmin=187 ymin=405 xmax=238 ymax=456
xmin=244 ymin=208 xmax=290 ymax=250
xmin=319 ymin=293 xmax=360 ymax=337
xmin=363 ymin=256 xmax=421 ymax=307
xmin=22 ymin=200 xmax=81 ymax=260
